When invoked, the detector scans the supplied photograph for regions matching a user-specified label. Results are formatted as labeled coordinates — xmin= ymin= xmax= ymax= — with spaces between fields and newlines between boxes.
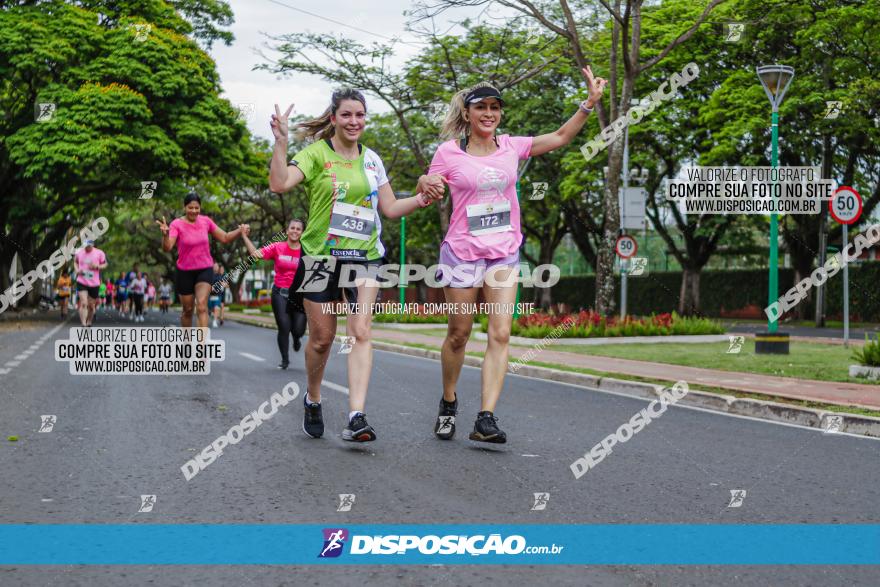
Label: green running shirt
xmin=289 ymin=139 xmax=389 ymax=261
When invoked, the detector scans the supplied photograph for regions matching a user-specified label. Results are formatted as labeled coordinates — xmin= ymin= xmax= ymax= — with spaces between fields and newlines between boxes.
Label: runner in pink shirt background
xmin=241 ymin=219 xmax=306 ymax=371
xmin=425 ymin=66 xmax=607 ymax=444
xmin=73 ymin=240 xmax=108 ymax=327
xmin=146 ymin=280 xmax=156 ymax=312
xmin=156 ymin=192 xmax=246 ymax=328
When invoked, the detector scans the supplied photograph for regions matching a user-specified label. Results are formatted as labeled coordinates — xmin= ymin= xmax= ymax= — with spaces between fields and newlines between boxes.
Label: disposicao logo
xmin=318 ymin=528 xmax=348 ymax=558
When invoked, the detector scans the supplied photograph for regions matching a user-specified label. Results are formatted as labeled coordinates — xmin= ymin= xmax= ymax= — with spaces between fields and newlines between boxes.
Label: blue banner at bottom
xmin=1 ymin=524 xmax=879 ymax=565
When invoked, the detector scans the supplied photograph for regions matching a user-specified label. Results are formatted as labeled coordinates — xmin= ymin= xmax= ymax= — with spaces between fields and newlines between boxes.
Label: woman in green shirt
xmin=269 ymin=89 xmax=446 ymax=442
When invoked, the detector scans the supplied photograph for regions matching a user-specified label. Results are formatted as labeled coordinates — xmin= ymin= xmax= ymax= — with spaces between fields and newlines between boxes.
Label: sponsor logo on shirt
xmin=476 ymin=167 xmax=509 ymax=199
xmin=330 ymin=249 xmax=368 ymax=260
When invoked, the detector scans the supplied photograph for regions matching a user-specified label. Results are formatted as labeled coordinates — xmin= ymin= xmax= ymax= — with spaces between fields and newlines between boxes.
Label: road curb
xmin=370 ymin=341 xmax=880 ymax=439
xmin=227 ymin=315 xmax=277 ymax=330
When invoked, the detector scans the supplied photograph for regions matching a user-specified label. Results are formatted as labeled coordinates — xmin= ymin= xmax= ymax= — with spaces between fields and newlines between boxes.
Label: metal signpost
xmin=829 ymin=186 xmax=863 ymax=347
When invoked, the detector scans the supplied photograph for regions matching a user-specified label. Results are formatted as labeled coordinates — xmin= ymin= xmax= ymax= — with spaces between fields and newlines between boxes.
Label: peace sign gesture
xmin=271 ymin=103 xmax=295 ymax=143
xmin=581 ymin=66 xmax=608 ymax=107
xmin=156 ymin=216 xmax=169 ymax=235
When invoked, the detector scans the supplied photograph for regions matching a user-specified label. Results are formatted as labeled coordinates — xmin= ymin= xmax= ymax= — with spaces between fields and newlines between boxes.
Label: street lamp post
xmin=397 ymin=191 xmax=411 ymax=306
xmin=756 ymin=64 xmax=794 ymax=354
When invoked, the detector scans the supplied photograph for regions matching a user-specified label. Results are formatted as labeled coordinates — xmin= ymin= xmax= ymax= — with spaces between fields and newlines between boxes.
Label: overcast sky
xmin=209 ymin=0 xmax=507 ymax=141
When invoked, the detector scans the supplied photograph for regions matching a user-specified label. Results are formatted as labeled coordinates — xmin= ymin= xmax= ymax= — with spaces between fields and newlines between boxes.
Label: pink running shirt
xmin=261 ymin=241 xmax=302 ymax=288
xmin=169 ymin=215 xmax=217 ymax=270
xmin=428 ymin=134 xmax=533 ymax=260
xmin=74 ymin=247 xmax=107 ymax=287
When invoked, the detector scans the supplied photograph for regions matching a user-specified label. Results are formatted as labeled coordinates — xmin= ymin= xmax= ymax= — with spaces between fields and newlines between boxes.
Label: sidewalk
xmin=225 ymin=312 xmax=880 ymax=412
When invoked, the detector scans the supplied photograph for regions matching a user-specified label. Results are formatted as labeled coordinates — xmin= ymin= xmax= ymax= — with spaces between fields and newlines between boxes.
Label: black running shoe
xmin=433 ymin=396 xmax=457 ymax=440
xmin=278 ymin=359 xmax=289 ymax=370
xmin=342 ymin=413 xmax=376 ymax=442
xmin=469 ymin=411 xmax=506 ymax=444
xmin=302 ymin=395 xmax=324 ymax=438
xmin=293 ymin=337 xmax=302 ymax=352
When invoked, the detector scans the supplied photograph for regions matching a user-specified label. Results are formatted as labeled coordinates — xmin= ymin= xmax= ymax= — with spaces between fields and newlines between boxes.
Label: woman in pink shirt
xmin=73 ymin=240 xmax=108 ymax=327
xmin=426 ymin=67 xmax=607 ymax=443
xmin=156 ymin=192 xmax=246 ymax=328
xmin=241 ymin=219 xmax=306 ymax=370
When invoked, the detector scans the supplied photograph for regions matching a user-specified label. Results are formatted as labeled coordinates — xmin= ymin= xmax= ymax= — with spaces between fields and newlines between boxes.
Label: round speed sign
xmin=830 ymin=186 xmax=862 ymax=225
xmin=615 ymin=235 xmax=638 ymax=259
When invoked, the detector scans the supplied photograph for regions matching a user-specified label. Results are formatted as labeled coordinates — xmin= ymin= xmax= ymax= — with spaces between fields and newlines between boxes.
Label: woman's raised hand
xmin=582 ymin=66 xmax=608 ymax=107
xmin=271 ymin=103 xmax=294 ymax=143
xmin=156 ymin=216 xmax=169 ymax=235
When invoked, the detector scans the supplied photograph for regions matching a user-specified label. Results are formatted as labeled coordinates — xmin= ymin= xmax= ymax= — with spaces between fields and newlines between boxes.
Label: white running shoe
xmin=212 ymin=319 xmax=219 ymax=328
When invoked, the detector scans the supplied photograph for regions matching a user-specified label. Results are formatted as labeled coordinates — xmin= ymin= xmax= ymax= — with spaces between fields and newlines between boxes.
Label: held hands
xmin=156 ymin=216 xmax=169 ymax=235
xmin=417 ymin=174 xmax=447 ymax=203
xmin=271 ymin=104 xmax=294 ymax=143
xmin=581 ymin=66 xmax=608 ymax=108
xmin=239 ymin=224 xmax=250 ymax=237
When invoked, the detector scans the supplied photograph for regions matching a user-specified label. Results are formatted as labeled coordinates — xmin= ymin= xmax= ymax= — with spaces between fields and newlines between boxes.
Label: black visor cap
xmin=464 ymin=86 xmax=504 ymax=106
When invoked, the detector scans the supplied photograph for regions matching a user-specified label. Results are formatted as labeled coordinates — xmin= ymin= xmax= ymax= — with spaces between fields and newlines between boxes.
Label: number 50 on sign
xmin=615 ymin=235 xmax=638 ymax=259
xmin=829 ymin=186 xmax=862 ymax=225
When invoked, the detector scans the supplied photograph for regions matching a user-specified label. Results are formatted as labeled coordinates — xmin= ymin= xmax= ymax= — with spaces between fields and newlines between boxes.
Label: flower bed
xmin=480 ymin=311 xmax=724 ymax=338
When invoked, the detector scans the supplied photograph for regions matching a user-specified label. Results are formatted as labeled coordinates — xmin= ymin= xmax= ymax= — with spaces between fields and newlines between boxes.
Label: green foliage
xmin=852 ymin=335 xmax=880 ymax=367
xmin=548 ymin=261 xmax=880 ymax=322
xmin=0 ymin=0 xmax=250 ymax=294
xmin=550 ymin=269 xmax=785 ymax=317
xmin=259 ymin=304 xmax=272 ymax=313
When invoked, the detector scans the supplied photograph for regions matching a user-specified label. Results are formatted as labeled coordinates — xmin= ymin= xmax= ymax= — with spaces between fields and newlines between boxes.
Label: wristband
xmin=579 ymin=101 xmax=594 ymax=115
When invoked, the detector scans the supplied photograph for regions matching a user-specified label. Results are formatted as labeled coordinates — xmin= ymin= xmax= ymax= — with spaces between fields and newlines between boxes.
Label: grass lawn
xmin=552 ymin=338 xmax=875 ymax=385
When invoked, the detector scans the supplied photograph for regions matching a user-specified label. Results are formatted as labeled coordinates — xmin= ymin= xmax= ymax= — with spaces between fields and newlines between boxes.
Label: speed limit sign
xmin=830 ymin=186 xmax=862 ymax=225
xmin=615 ymin=235 xmax=638 ymax=259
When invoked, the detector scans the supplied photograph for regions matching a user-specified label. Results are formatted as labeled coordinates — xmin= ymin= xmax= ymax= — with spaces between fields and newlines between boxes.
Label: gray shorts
xmin=435 ymin=242 xmax=520 ymax=288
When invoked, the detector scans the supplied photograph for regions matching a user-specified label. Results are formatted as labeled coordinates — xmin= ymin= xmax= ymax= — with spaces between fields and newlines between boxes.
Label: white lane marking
xmin=15 ymin=354 xmax=28 ymax=360
xmin=41 ymin=499 xmax=53 ymax=503
xmin=0 ymin=368 xmax=10 ymax=375
xmin=521 ymin=454 xmax=541 ymax=457
xmin=7 ymin=361 xmax=20 ymax=367
xmin=238 ymin=352 xmax=266 ymax=362
xmin=323 ymin=380 xmax=349 ymax=396
xmin=374 ymin=348 xmax=880 ymax=443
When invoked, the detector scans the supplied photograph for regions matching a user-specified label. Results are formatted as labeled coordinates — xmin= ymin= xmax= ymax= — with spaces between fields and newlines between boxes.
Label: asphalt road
xmin=1 ymin=307 xmax=879 ymax=586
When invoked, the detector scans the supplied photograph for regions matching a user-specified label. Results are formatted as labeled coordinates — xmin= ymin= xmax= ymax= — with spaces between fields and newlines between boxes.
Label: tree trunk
xmin=232 ymin=272 xmax=246 ymax=303
xmin=595 ymin=134 xmax=625 ymax=315
xmin=534 ymin=244 xmax=555 ymax=310
xmin=678 ymin=267 xmax=701 ymax=316
xmin=792 ymin=266 xmax=812 ymax=320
